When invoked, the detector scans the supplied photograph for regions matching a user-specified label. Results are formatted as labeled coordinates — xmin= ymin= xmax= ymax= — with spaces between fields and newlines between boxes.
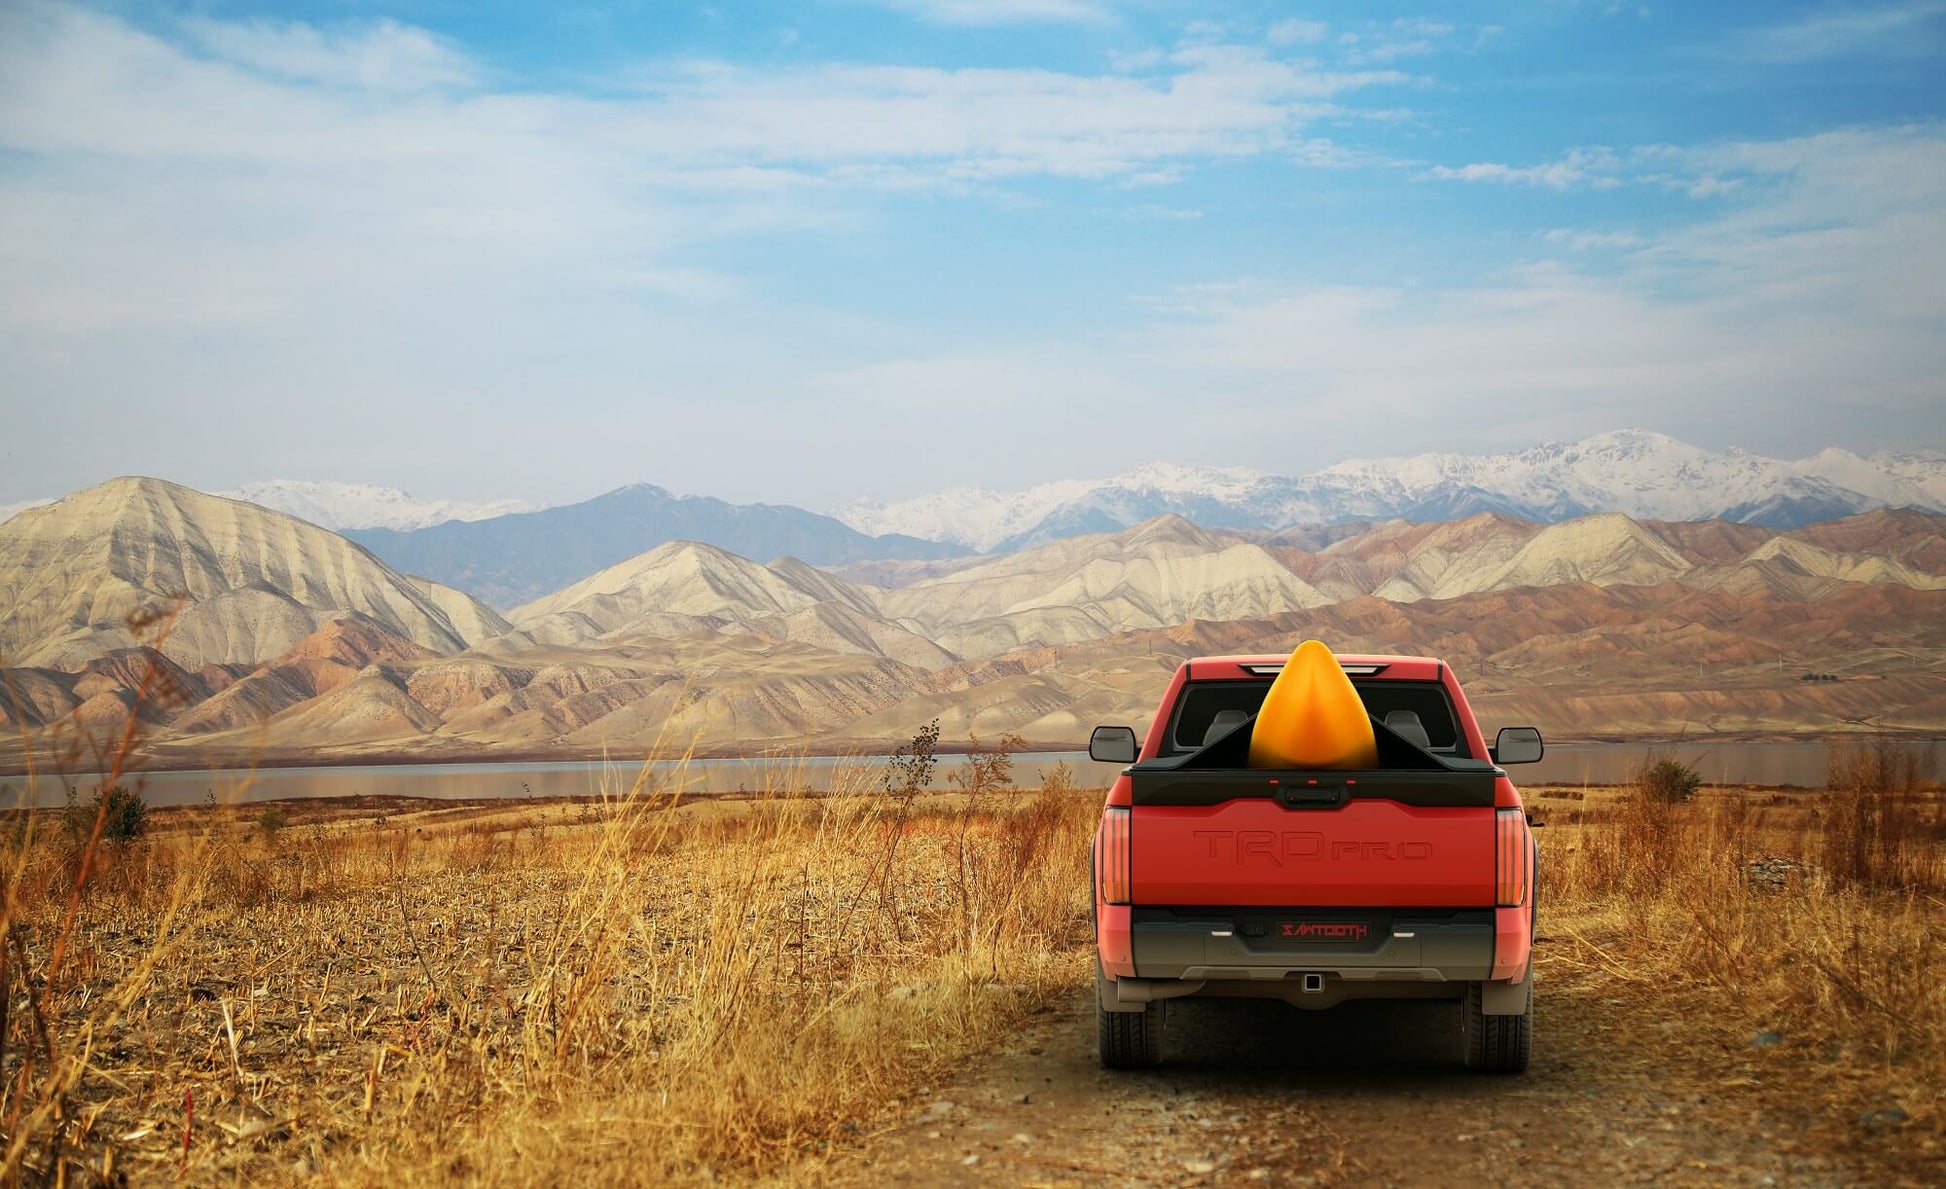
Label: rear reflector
xmin=1496 ymin=808 xmax=1531 ymax=908
xmin=1097 ymin=807 xmax=1131 ymax=905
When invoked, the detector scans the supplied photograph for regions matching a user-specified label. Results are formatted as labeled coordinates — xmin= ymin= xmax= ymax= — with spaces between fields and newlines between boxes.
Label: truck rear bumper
xmin=1128 ymin=906 xmax=1498 ymax=981
xmin=1106 ymin=974 xmax=1468 ymax=1012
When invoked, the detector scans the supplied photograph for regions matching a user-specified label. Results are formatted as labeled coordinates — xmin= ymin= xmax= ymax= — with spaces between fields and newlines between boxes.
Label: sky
xmin=1 ymin=1 xmax=1943 ymax=509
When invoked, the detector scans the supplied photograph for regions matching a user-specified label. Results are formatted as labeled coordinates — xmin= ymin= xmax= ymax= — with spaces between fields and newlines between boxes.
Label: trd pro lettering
xmin=1190 ymin=830 xmax=1433 ymax=865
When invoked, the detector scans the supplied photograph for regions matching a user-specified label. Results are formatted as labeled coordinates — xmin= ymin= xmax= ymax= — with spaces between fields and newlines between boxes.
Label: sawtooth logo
xmin=1279 ymin=922 xmax=1370 ymax=941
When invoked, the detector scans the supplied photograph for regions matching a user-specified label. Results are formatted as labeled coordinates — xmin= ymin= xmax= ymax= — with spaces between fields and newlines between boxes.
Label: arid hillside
xmin=834 ymin=581 xmax=1944 ymax=751
xmin=0 ymin=478 xmax=507 ymax=671
xmin=0 ymin=479 xmax=1940 ymax=768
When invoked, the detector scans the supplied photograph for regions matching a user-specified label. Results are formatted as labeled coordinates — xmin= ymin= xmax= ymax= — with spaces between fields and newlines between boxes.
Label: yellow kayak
xmin=1248 ymin=639 xmax=1379 ymax=770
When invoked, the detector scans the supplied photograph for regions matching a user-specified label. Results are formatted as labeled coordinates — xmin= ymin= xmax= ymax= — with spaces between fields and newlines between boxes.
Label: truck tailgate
xmin=1127 ymin=767 xmax=1498 ymax=908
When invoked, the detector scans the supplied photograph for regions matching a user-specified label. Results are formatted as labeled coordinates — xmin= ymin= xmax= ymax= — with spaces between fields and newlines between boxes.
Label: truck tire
xmin=1096 ymin=971 xmax=1166 ymax=1069
xmin=1463 ymin=977 xmax=1531 ymax=1073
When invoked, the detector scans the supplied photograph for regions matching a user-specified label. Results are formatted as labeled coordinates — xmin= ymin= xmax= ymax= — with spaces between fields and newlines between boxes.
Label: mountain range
xmin=343 ymin=484 xmax=962 ymax=608
xmin=1 ymin=473 xmax=1939 ymax=770
xmin=217 ymin=481 xmax=536 ymax=532
xmin=836 ymin=431 xmax=1946 ymax=550
xmin=5 ymin=433 xmax=1939 ymax=614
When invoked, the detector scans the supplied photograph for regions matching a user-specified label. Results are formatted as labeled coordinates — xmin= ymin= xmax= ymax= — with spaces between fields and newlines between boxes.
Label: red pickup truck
xmin=1088 ymin=653 xmax=1543 ymax=1072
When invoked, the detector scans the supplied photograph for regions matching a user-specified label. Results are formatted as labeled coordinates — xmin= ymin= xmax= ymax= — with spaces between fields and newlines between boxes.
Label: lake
xmin=3 ymin=739 xmax=1939 ymax=809
xmin=1 ymin=753 xmax=1116 ymax=808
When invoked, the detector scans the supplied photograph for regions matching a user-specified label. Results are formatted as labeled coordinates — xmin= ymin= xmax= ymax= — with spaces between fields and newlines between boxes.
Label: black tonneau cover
xmin=1127 ymin=713 xmax=1500 ymax=809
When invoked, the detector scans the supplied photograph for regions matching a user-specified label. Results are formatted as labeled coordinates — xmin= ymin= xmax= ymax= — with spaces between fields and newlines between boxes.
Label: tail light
xmin=1097 ymin=807 xmax=1130 ymax=905
xmin=1495 ymin=808 xmax=1531 ymax=908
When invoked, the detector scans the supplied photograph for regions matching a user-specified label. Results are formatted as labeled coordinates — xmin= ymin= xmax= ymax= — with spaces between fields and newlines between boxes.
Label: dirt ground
xmin=817 ymin=965 xmax=1937 ymax=1187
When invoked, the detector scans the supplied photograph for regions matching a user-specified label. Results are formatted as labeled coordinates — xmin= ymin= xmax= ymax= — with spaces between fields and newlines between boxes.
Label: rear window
xmin=1164 ymin=679 xmax=1469 ymax=757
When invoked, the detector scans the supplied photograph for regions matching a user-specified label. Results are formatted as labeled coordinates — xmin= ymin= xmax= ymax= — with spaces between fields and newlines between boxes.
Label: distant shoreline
xmin=0 ymin=740 xmax=1089 ymax=781
xmin=2 ymin=729 xmax=1939 ymax=781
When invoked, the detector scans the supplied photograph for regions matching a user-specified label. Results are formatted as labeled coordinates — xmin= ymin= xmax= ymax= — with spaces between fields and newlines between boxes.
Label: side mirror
xmin=1089 ymin=725 xmax=1139 ymax=765
xmin=1493 ymin=727 xmax=1544 ymax=765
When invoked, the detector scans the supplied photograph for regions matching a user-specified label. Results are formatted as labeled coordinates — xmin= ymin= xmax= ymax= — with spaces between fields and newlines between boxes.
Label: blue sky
xmin=1 ymin=1 xmax=1942 ymax=507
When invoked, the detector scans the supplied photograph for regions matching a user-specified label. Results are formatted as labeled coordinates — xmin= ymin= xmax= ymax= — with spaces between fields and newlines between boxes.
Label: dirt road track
xmin=822 ymin=978 xmax=1931 ymax=1186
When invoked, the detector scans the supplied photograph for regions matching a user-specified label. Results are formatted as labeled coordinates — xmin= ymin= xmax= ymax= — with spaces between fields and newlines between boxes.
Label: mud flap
xmin=1099 ymin=968 xmax=1207 ymax=1011
xmin=1096 ymin=968 xmax=1145 ymax=1014
xmin=1480 ymin=967 xmax=1532 ymax=1016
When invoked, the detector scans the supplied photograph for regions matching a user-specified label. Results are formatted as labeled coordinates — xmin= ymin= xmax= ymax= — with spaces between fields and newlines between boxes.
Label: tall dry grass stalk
xmin=1821 ymin=736 xmax=1942 ymax=891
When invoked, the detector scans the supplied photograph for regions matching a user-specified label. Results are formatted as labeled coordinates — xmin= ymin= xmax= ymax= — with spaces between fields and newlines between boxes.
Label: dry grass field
xmin=1523 ymin=740 xmax=1945 ymax=1180
xmin=0 ymin=765 xmax=1103 ymax=1184
xmin=0 ymin=737 xmax=1940 ymax=1184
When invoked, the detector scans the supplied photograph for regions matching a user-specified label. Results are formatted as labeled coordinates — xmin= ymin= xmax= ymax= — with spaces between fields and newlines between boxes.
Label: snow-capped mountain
xmin=834 ymin=432 xmax=1946 ymax=551
xmin=831 ymin=464 xmax=1268 ymax=556
xmin=1794 ymin=448 xmax=1946 ymax=511
xmin=215 ymin=481 xmax=538 ymax=532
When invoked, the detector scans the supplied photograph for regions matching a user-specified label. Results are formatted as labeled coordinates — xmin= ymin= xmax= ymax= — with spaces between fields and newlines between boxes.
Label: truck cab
xmin=1089 ymin=653 xmax=1543 ymax=1072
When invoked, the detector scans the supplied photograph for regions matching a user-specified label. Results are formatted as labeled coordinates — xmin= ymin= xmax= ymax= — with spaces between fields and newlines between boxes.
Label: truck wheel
xmin=1096 ymin=971 xmax=1166 ymax=1069
xmin=1463 ymin=978 xmax=1531 ymax=1073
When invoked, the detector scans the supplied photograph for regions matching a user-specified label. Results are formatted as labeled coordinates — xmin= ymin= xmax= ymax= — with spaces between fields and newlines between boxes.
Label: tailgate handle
xmin=1276 ymin=783 xmax=1347 ymax=809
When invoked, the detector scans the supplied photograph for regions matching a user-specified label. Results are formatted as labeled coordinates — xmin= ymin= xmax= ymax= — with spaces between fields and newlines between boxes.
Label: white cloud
xmin=1 ymin=5 xmax=1401 ymax=181
xmin=1426 ymin=149 xmax=1622 ymax=190
xmin=1732 ymin=2 xmax=1946 ymax=63
xmin=1181 ymin=19 xmax=1241 ymax=43
xmin=1354 ymin=39 xmax=1437 ymax=63
xmin=1542 ymin=228 xmax=1645 ymax=250
xmin=1637 ymin=128 xmax=1946 ymax=315
xmin=804 ymin=119 xmax=1946 ymax=481
xmin=0 ymin=2 xmax=1407 ymax=341
xmin=1425 ymin=140 xmax=1844 ymax=196
xmin=806 ymin=351 xmax=1153 ymax=489
xmin=182 ymin=16 xmax=478 ymax=91
xmin=1288 ymin=138 xmax=1384 ymax=168
xmin=1129 ymin=127 xmax=1946 ymax=457
xmin=1123 ymin=204 xmax=1202 ymax=220
xmin=1268 ymin=18 xmax=1328 ymax=46
xmin=0 ymin=2 xmax=1428 ymax=505
xmin=1 ymin=3 xmax=1937 ymax=503
xmin=606 ymin=49 xmax=1401 ymax=176
xmin=1335 ymin=16 xmax=1464 ymax=65
xmin=854 ymin=126 xmax=1945 ymax=470
xmin=870 ymin=0 xmax=1114 ymax=26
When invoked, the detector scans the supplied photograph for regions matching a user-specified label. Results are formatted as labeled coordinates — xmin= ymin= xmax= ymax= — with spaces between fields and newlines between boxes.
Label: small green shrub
xmin=949 ymin=731 xmax=1025 ymax=796
xmin=884 ymin=718 xmax=940 ymax=800
xmin=67 ymin=784 xmax=149 ymax=842
xmin=1635 ymin=756 xmax=1702 ymax=805
xmin=1039 ymin=759 xmax=1078 ymax=796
